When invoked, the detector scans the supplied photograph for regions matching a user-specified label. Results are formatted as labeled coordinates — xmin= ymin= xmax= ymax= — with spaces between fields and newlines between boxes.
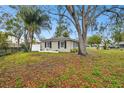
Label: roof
xmin=41 ymin=37 xmax=78 ymax=42
xmin=119 ymin=41 xmax=124 ymax=44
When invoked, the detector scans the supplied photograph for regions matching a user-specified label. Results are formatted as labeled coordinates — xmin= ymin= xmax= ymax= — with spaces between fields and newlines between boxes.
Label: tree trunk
xmin=76 ymin=20 xmax=87 ymax=56
xmin=76 ymin=5 xmax=88 ymax=56
xmin=29 ymin=32 xmax=33 ymax=52
xmin=66 ymin=5 xmax=88 ymax=56
xmin=82 ymin=35 xmax=87 ymax=55
xmin=82 ymin=7 xmax=88 ymax=56
xmin=78 ymin=32 xmax=86 ymax=55
xmin=17 ymin=38 xmax=20 ymax=51
xmin=75 ymin=20 xmax=87 ymax=56
xmin=24 ymin=31 xmax=30 ymax=52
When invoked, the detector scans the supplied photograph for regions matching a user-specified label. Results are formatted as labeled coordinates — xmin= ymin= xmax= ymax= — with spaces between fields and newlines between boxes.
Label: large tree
xmin=5 ymin=16 xmax=24 ymax=49
xmin=66 ymin=6 xmax=124 ymax=55
xmin=51 ymin=5 xmax=124 ymax=55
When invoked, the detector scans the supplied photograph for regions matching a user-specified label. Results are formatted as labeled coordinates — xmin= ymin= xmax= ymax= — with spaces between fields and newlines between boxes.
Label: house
xmin=0 ymin=32 xmax=24 ymax=48
xmin=7 ymin=36 xmax=24 ymax=48
xmin=32 ymin=37 xmax=78 ymax=52
xmin=119 ymin=41 xmax=124 ymax=48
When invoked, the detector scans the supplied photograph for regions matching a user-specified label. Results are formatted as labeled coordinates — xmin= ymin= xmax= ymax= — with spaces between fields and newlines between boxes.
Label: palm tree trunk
xmin=17 ymin=38 xmax=20 ymax=51
xmin=29 ymin=32 xmax=34 ymax=52
xmin=24 ymin=31 xmax=30 ymax=52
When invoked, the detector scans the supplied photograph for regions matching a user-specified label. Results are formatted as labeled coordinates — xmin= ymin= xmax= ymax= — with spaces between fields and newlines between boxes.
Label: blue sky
xmin=0 ymin=5 xmax=109 ymax=40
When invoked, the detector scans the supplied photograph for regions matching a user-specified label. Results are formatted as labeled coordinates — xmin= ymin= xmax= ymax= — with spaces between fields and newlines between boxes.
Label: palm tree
xmin=18 ymin=6 xmax=50 ymax=51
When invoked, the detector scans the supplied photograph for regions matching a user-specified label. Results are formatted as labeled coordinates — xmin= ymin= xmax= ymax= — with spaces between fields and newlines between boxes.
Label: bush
xmin=70 ymin=48 xmax=78 ymax=53
xmin=20 ymin=43 xmax=29 ymax=52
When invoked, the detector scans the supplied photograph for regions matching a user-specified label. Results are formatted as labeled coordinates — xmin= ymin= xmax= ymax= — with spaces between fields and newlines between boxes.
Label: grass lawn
xmin=0 ymin=48 xmax=124 ymax=88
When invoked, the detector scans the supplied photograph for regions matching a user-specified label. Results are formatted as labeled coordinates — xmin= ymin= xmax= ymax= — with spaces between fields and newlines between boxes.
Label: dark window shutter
xmin=50 ymin=41 xmax=52 ymax=48
xmin=45 ymin=42 xmax=46 ymax=48
xmin=58 ymin=41 xmax=60 ymax=49
xmin=65 ymin=40 xmax=66 ymax=49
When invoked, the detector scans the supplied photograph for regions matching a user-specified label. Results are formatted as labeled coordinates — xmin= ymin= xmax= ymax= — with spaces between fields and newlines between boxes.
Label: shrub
xmin=70 ymin=48 xmax=78 ymax=53
xmin=20 ymin=43 xmax=29 ymax=52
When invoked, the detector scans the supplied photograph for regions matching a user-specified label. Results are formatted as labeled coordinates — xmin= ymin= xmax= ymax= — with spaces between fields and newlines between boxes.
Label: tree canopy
xmin=0 ymin=32 xmax=8 ymax=49
xmin=55 ymin=24 xmax=70 ymax=38
xmin=88 ymin=35 xmax=102 ymax=45
xmin=0 ymin=5 xmax=124 ymax=55
xmin=17 ymin=6 xmax=51 ymax=51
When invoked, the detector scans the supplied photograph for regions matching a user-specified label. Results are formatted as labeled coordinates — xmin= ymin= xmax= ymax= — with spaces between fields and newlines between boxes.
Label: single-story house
xmin=119 ymin=41 xmax=124 ymax=48
xmin=32 ymin=37 xmax=78 ymax=52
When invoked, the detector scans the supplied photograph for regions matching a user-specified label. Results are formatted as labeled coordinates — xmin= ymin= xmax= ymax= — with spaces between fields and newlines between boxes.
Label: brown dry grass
xmin=0 ymin=49 xmax=124 ymax=88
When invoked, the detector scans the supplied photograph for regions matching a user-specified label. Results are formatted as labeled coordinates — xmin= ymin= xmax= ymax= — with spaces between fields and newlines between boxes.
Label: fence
xmin=0 ymin=47 xmax=21 ymax=57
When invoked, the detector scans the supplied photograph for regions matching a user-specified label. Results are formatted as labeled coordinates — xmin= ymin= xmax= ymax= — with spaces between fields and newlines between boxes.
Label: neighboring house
xmin=7 ymin=36 xmax=24 ymax=47
xmin=119 ymin=41 xmax=124 ymax=48
xmin=32 ymin=37 xmax=78 ymax=52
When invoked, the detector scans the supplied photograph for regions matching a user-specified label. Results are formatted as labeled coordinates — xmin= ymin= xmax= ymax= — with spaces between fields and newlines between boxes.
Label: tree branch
xmin=48 ymin=10 xmax=76 ymax=27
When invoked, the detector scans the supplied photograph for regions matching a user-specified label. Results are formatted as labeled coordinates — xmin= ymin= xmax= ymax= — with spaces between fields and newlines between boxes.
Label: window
xmin=120 ymin=44 xmax=124 ymax=48
xmin=73 ymin=42 xmax=78 ymax=48
xmin=45 ymin=41 xmax=52 ymax=48
xmin=61 ymin=41 xmax=65 ymax=48
xmin=46 ymin=42 xmax=50 ymax=47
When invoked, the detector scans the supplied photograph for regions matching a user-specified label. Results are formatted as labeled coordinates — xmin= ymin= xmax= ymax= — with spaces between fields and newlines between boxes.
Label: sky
xmin=0 ymin=5 xmax=110 ymax=40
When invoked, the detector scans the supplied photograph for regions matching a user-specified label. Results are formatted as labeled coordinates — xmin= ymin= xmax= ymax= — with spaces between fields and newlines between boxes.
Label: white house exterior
xmin=32 ymin=44 xmax=41 ymax=52
xmin=119 ymin=42 xmax=124 ymax=48
xmin=32 ymin=37 xmax=78 ymax=52
xmin=7 ymin=36 xmax=24 ymax=44
xmin=7 ymin=36 xmax=24 ymax=47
